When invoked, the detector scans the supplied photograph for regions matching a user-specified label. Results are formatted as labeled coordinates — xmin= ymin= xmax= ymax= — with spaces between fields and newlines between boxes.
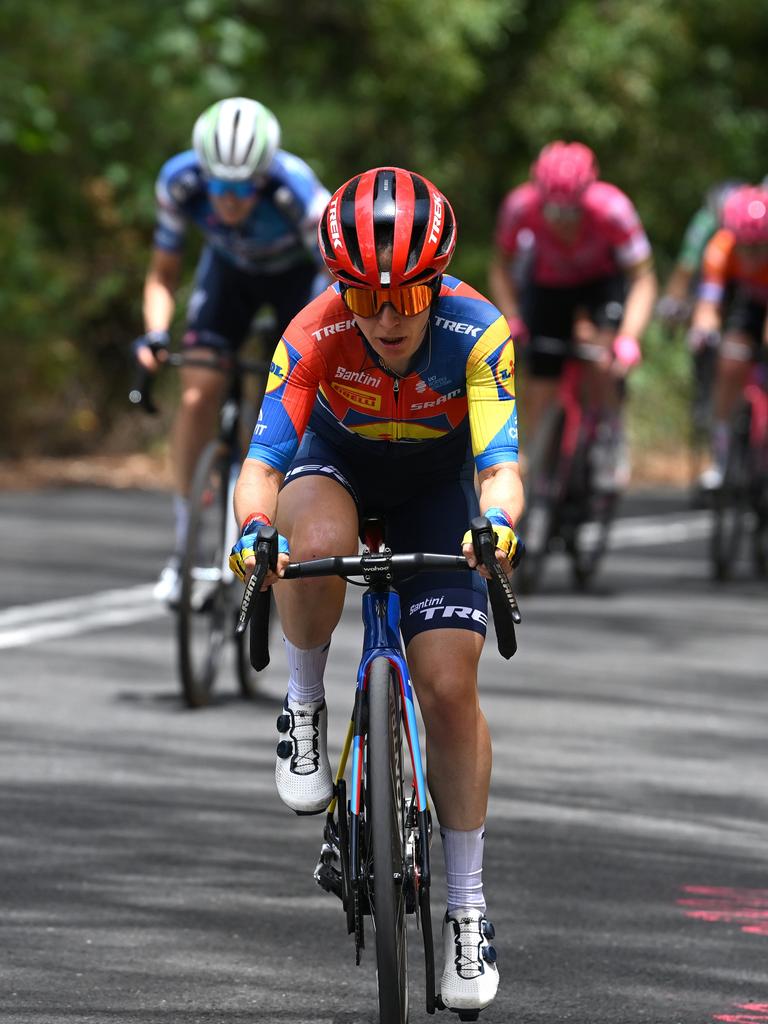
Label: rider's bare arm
xmin=478 ymin=462 xmax=524 ymax=526
xmin=488 ymin=253 xmax=523 ymax=326
xmin=618 ymin=258 xmax=658 ymax=340
xmin=232 ymin=458 xmax=288 ymax=583
xmin=233 ymin=457 xmax=284 ymax=531
xmin=463 ymin=461 xmax=525 ymax=577
xmin=662 ymin=263 xmax=695 ymax=306
xmin=143 ymin=247 xmax=183 ymax=335
xmin=691 ymin=297 xmax=722 ymax=334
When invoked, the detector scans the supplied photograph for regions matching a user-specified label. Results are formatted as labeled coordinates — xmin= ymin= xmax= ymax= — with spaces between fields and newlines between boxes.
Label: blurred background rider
xmin=490 ymin=141 xmax=657 ymax=489
xmin=132 ymin=97 xmax=330 ymax=603
xmin=688 ymin=183 xmax=768 ymax=490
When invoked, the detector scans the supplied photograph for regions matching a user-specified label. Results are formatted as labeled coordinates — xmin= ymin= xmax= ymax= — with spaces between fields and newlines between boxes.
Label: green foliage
xmin=1 ymin=0 xmax=766 ymax=455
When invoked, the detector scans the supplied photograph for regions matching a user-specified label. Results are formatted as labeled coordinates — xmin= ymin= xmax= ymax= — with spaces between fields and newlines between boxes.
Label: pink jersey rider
xmin=495 ymin=180 xmax=651 ymax=288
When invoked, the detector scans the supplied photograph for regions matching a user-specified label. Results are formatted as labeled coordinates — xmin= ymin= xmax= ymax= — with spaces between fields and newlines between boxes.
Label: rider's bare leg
xmin=709 ymin=331 xmax=753 ymax=474
xmin=274 ymin=474 xmax=359 ymax=649
xmin=407 ymin=627 xmax=492 ymax=917
xmin=170 ymin=359 xmax=228 ymax=497
xmin=524 ymin=378 xmax=560 ymax=441
xmin=406 ymin=628 xmax=489 ymax=829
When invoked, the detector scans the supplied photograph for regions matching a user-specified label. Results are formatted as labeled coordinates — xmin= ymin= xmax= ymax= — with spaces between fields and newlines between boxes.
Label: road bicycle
xmin=518 ymin=339 xmax=623 ymax=593
xmin=237 ymin=517 xmax=520 ymax=1024
xmin=710 ymin=352 xmax=768 ymax=581
xmin=130 ymin=347 xmax=270 ymax=707
xmin=689 ymin=333 xmax=719 ymax=500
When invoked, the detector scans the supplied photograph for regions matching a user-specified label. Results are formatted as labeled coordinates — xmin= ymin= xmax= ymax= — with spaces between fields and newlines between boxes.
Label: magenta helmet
xmin=722 ymin=185 xmax=768 ymax=245
xmin=531 ymin=141 xmax=599 ymax=203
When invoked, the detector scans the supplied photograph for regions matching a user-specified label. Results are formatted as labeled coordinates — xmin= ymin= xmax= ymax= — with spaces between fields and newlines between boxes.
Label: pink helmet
xmin=531 ymin=141 xmax=599 ymax=203
xmin=722 ymin=185 xmax=768 ymax=245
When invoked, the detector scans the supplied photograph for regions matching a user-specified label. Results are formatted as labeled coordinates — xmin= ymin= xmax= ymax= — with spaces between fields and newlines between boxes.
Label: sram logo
xmin=410 ymin=387 xmax=462 ymax=410
xmin=414 ymin=605 xmax=488 ymax=625
xmin=330 ymin=382 xmax=382 ymax=411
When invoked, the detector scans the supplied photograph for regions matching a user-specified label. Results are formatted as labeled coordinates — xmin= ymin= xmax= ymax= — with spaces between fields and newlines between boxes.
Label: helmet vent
xmin=341 ymin=179 xmax=364 ymax=273
xmin=230 ymin=109 xmax=241 ymax=162
xmin=406 ymin=174 xmax=430 ymax=274
xmin=435 ymin=202 xmax=455 ymax=258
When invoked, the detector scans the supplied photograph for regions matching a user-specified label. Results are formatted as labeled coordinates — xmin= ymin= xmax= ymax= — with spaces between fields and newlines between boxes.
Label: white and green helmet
xmin=192 ymin=97 xmax=280 ymax=181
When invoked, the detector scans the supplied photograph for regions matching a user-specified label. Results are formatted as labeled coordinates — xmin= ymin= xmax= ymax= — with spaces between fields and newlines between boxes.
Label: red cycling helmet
xmin=318 ymin=167 xmax=457 ymax=288
xmin=531 ymin=141 xmax=599 ymax=203
xmin=722 ymin=185 xmax=768 ymax=245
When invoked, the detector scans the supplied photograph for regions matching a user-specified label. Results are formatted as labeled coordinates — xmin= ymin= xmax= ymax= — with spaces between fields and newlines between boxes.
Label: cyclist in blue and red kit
xmin=229 ymin=167 xmax=524 ymax=1013
xmin=133 ymin=97 xmax=330 ymax=602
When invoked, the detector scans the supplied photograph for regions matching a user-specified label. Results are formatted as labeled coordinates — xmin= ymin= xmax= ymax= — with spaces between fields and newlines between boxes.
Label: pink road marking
xmin=714 ymin=1005 xmax=768 ymax=1023
xmin=678 ymin=886 xmax=768 ymax=936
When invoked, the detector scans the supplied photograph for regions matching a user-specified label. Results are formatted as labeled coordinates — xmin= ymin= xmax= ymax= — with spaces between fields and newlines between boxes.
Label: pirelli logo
xmin=331 ymin=382 xmax=382 ymax=411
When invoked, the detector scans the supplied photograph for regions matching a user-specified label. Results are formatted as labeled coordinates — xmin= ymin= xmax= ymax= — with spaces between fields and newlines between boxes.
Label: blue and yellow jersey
xmin=248 ymin=275 xmax=519 ymax=474
xmin=153 ymin=149 xmax=330 ymax=274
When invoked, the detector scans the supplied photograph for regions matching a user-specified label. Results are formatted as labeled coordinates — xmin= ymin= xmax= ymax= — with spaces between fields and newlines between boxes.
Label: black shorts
xmin=282 ymin=429 xmax=488 ymax=647
xmin=523 ymin=275 xmax=626 ymax=379
xmin=722 ymin=286 xmax=767 ymax=351
xmin=183 ymin=246 xmax=317 ymax=352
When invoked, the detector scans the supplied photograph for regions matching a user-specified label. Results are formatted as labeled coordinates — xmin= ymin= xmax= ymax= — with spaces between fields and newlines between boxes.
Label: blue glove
xmin=132 ymin=329 xmax=170 ymax=363
xmin=463 ymin=507 xmax=525 ymax=569
xmin=229 ymin=514 xmax=290 ymax=583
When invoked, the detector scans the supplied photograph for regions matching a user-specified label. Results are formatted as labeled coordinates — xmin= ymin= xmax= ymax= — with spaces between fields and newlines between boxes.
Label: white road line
xmin=608 ymin=510 xmax=710 ymax=548
xmin=0 ymin=584 xmax=161 ymax=650
xmin=0 ymin=510 xmax=711 ymax=650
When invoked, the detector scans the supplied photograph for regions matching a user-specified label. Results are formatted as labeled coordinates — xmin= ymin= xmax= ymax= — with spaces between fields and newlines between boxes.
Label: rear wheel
xmin=711 ymin=405 xmax=752 ymax=582
xmin=518 ymin=405 xmax=566 ymax=593
xmin=177 ymin=441 xmax=232 ymax=707
xmin=367 ymin=657 xmax=409 ymax=1023
xmin=571 ymin=431 xmax=619 ymax=590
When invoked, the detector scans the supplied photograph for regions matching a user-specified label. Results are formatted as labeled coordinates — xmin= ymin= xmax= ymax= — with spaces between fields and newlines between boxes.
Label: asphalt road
xmin=0 ymin=485 xmax=766 ymax=1024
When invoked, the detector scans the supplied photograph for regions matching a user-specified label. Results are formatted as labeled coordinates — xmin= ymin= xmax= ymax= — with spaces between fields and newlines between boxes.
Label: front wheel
xmin=177 ymin=441 xmax=231 ymax=707
xmin=367 ymin=657 xmax=409 ymax=1023
xmin=518 ymin=405 xmax=566 ymax=593
xmin=711 ymin=405 xmax=752 ymax=582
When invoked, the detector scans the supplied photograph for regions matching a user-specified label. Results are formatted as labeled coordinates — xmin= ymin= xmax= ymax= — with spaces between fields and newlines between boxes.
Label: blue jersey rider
xmin=133 ymin=97 xmax=330 ymax=602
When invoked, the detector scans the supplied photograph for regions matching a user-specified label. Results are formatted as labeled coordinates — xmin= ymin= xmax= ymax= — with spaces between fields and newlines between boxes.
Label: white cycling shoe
xmin=275 ymin=697 xmax=333 ymax=815
xmin=440 ymin=907 xmax=499 ymax=1013
xmin=152 ymin=557 xmax=182 ymax=608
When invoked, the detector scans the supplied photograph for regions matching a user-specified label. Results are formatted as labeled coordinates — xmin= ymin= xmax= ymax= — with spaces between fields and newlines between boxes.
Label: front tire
xmin=367 ymin=657 xmax=409 ymax=1023
xmin=711 ymin=405 xmax=751 ymax=582
xmin=518 ymin=405 xmax=565 ymax=593
xmin=177 ymin=441 xmax=231 ymax=707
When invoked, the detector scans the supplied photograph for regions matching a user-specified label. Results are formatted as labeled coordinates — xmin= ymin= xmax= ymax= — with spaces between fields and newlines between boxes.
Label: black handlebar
xmin=128 ymin=351 xmax=270 ymax=415
xmin=235 ymin=516 xmax=522 ymax=664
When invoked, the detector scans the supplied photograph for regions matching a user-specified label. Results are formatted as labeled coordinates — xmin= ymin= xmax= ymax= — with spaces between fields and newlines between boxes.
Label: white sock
xmin=173 ymin=494 xmax=189 ymax=555
xmin=441 ymin=825 xmax=486 ymax=913
xmin=285 ymin=639 xmax=330 ymax=705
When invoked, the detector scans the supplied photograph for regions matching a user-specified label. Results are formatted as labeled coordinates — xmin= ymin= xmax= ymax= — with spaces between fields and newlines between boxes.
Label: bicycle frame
xmin=556 ymin=358 xmax=591 ymax=470
xmin=345 ymin=585 xmax=432 ymax=892
xmin=744 ymin=365 xmax=768 ymax=452
xmin=238 ymin=516 xmax=519 ymax=1020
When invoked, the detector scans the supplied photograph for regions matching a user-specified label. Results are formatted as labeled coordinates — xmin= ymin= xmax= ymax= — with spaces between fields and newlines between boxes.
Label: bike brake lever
xmin=128 ymin=367 xmax=159 ymax=415
xmin=235 ymin=526 xmax=278 ymax=635
xmin=470 ymin=517 xmax=522 ymax=625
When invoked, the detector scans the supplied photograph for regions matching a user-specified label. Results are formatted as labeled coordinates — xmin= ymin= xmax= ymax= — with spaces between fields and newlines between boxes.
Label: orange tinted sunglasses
xmin=341 ymin=280 xmax=438 ymax=317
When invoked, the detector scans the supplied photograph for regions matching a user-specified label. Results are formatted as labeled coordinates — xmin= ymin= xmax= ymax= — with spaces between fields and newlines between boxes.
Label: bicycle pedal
xmin=313 ymin=859 xmax=343 ymax=899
